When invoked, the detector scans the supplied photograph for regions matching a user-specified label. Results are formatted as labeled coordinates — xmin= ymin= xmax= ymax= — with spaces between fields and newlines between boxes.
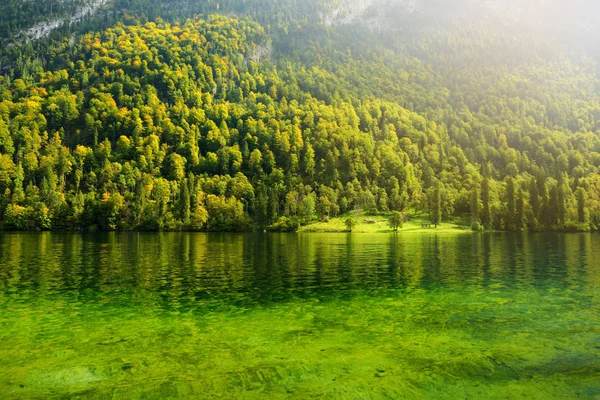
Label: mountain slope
xmin=1 ymin=3 xmax=600 ymax=232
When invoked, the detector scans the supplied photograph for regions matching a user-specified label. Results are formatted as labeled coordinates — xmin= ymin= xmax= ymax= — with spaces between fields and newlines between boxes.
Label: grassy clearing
xmin=299 ymin=211 xmax=472 ymax=233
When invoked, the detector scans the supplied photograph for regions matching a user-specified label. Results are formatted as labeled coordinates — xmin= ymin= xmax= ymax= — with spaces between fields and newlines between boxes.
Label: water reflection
xmin=1 ymin=232 xmax=598 ymax=306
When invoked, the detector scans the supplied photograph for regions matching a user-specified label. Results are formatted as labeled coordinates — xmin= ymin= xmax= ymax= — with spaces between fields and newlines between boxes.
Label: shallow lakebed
xmin=0 ymin=232 xmax=599 ymax=398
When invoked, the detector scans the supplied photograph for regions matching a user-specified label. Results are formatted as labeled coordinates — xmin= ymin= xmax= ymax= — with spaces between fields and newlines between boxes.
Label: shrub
xmin=269 ymin=217 xmax=300 ymax=232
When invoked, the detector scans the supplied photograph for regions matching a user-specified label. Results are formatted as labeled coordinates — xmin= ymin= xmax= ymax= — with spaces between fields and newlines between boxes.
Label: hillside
xmin=1 ymin=1 xmax=600 ymax=231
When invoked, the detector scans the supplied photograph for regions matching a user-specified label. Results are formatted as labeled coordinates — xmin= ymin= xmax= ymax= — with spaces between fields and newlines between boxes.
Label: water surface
xmin=0 ymin=232 xmax=599 ymax=399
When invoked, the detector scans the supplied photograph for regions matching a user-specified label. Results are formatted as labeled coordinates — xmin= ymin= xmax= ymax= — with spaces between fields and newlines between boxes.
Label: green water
xmin=0 ymin=233 xmax=598 ymax=399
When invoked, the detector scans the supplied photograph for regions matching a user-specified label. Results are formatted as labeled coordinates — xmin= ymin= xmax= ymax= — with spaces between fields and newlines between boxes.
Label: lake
xmin=0 ymin=232 xmax=599 ymax=399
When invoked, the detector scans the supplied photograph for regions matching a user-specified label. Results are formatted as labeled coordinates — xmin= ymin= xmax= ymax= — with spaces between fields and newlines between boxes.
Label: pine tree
xmin=180 ymin=179 xmax=191 ymax=226
xmin=575 ymin=187 xmax=587 ymax=224
xmin=432 ymin=181 xmax=442 ymax=227
xmin=528 ymin=178 xmax=540 ymax=229
xmin=481 ymin=176 xmax=493 ymax=230
xmin=505 ymin=177 xmax=516 ymax=231
xmin=557 ymin=173 xmax=568 ymax=227
xmin=548 ymin=182 xmax=560 ymax=229
xmin=470 ymin=183 xmax=480 ymax=224
xmin=515 ymin=187 xmax=526 ymax=231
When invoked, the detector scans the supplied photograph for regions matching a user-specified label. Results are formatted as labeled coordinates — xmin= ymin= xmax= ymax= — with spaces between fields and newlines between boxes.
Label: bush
xmin=562 ymin=221 xmax=590 ymax=232
xmin=269 ymin=217 xmax=300 ymax=232
xmin=471 ymin=221 xmax=483 ymax=232
xmin=4 ymin=204 xmax=37 ymax=230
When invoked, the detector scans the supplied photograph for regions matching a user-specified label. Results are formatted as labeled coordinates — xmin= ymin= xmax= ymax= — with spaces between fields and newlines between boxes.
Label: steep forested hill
xmin=1 ymin=0 xmax=600 ymax=231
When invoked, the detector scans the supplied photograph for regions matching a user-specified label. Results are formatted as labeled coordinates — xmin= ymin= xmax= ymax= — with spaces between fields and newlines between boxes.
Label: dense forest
xmin=1 ymin=1 xmax=600 ymax=231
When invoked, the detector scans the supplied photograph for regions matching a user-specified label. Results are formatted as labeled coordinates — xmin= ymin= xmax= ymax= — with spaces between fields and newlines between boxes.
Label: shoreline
xmin=0 ymin=214 xmax=594 ymax=234
xmin=0 ymin=229 xmax=594 ymax=234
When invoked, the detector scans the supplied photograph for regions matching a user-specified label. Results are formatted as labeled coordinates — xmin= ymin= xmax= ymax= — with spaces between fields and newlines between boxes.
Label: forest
xmin=1 ymin=1 xmax=600 ymax=232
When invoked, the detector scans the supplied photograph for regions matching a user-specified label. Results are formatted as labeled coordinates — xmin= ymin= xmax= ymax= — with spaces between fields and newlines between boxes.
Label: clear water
xmin=0 ymin=232 xmax=599 ymax=399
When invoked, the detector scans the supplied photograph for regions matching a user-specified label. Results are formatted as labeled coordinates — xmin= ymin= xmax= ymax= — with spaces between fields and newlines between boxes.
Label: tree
xmin=388 ymin=211 xmax=403 ymax=231
xmin=191 ymin=203 xmax=209 ymax=230
xmin=253 ymin=184 xmax=270 ymax=228
xmin=378 ymin=190 xmax=389 ymax=212
xmin=504 ymin=177 xmax=516 ymax=230
xmin=303 ymin=143 xmax=315 ymax=180
xmin=431 ymin=182 xmax=442 ymax=227
xmin=249 ymin=149 xmax=263 ymax=175
xmin=179 ymin=180 xmax=191 ymax=226
xmin=316 ymin=195 xmax=332 ymax=221
xmin=470 ymin=183 xmax=480 ymax=225
xmin=100 ymin=191 xmax=124 ymax=231
xmin=389 ymin=178 xmax=403 ymax=211
xmin=575 ymin=187 xmax=587 ymax=224
xmin=205 ymin=195 xmax=247 ymax=231
xmin=165 ymin=153 xmax=186 ymax=181
xmin=528 ymin=178 xmax=540 ymax=229
xmin=557 ymin=173 xmax=568 ymax=227
xmin=547 ymin=180 xmax=560 ymax=229
xmin=298 ymin=193 xmax=316 ymax=224
xmin=358 ymin=189 xmax=376 ymax=213
xmin=481 ymin=176 xmax=493 ymax=230
xmin=345 ymin=217 xmax=356 ymax=232
xmin=515 ymin=188 xmax=526 ymax=231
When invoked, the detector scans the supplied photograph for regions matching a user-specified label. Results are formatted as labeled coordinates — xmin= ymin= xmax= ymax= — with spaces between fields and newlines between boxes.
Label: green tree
xmin=515 ymin=188 xmax=526 ymax=231
xmin=345 ymin=217 xmax=356 ymax=232
xmin=481 ymin=176 xmax=493 ymax=230
xmin=388 ymin=211 xmax=403 ymax=231
xmin=431 ymin=182 xmax=442 ymax=227
xmin=470 ymin=183 xmax=480 ymax=225
xmin=505 ymin=178 xmax=516 ymax=230
xmin=179 ymin=179 xmax=191 ymax=226
xmin=165 ymin=153 xmax=186 ymax=181
xmin=575 ymin=187 xmax=587 ymax=224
